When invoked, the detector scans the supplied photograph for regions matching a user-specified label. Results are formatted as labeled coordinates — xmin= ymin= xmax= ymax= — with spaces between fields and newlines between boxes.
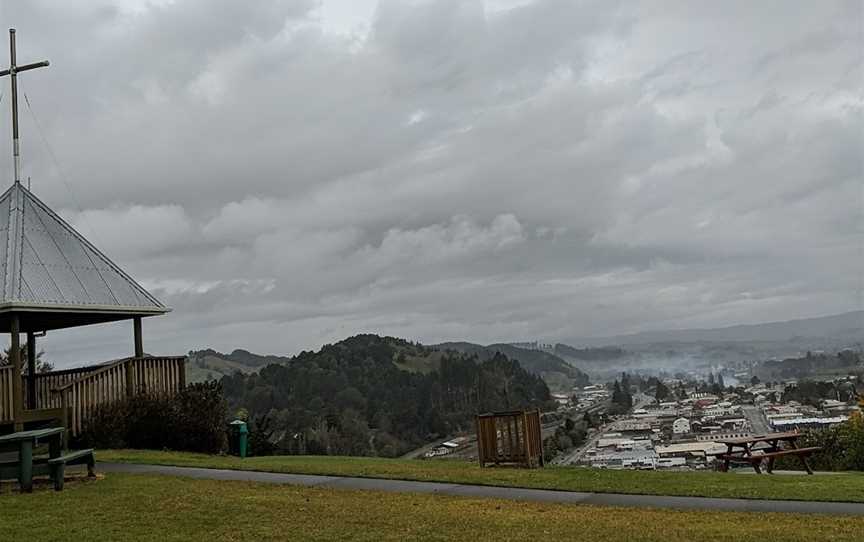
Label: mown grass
xmin=1 ymin=473 xmax=862 ymax=542
xmin=98 ymin=449 xmax=864 ymax=503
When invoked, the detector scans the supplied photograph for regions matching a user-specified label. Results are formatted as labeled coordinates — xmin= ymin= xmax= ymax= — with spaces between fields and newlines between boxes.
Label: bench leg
xmin=18 ymin=441 xmax=33 ymax=493
xmin=87 ymin=455 xmax=96 ymax=478
xmin=751 ymin=459 xmax=762 ymax=474
xmin=51 ymin=463 xmax=65 ymax=491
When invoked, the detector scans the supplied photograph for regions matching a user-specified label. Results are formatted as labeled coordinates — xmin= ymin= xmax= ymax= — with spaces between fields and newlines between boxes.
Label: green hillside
xmin=434 ymin=341 xmax=590 ymax=390
xmin=222 ymin=334 xmax=554 ymax=457
xmin=186 ymin=348 xmax=292 ymax=383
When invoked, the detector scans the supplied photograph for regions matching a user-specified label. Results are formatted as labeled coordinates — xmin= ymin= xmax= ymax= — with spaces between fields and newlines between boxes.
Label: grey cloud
xmin=0 ymin=0 xmax=855 ymax=365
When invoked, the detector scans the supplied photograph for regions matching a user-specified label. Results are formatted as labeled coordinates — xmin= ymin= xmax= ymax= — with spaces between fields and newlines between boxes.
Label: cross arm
xmin=0 ymin=60 xmax=49 ymax=77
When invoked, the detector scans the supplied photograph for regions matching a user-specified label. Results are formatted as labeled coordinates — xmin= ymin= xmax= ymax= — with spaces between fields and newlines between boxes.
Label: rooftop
xmin=0 ymin=182 xmax=167 ymax=331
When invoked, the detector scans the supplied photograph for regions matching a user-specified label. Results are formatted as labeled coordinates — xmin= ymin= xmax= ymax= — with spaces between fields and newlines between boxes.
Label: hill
xmin=222 ymin=334 xmax=554 ymax=457
xmin=434 ymin=342 xmax=590 ymax=390
xmin=186 ymin=348 xmax=292 ymax=383
xmin=574 ymin=311 xmax=864 ymax=347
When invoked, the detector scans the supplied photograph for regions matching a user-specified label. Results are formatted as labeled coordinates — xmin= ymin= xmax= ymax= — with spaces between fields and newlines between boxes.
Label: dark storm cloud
xmin=0 ymin=0 xmax=857 ymax=364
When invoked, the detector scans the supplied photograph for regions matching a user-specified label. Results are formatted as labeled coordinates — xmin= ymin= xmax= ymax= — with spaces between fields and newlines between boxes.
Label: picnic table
xmin=715 ymin=431 xmax=820 ymax=474
xmin=0 ymin=427 xmax=64 ymax=491
xmin=0 ymin=427 xmax=94 ymax=491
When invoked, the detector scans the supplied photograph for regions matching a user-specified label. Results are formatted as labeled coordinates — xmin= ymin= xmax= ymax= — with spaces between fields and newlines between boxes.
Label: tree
xmin=655 ymin=380 xmax=670 ymax=402
xmin=611 ymin=380 xmax=632 ymax=410
xmin=620 ymin=372 xmax=631 ymax=394
xmin=0 ymin=345 xmax=53 ymax=373
xmin=750 ymin=375 xmax=761 ymax=386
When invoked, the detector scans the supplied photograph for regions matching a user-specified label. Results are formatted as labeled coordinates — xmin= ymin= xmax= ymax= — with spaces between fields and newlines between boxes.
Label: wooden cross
xmin=0 ymin=29 xmax=49 ymax=184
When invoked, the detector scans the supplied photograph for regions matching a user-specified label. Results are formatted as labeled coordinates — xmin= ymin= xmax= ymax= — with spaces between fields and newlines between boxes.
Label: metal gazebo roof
xmin=0 ymin=181 xmax=169 ymax=332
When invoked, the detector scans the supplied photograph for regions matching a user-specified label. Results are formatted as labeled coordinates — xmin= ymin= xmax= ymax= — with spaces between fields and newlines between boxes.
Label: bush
xmin=775 ymin=415 xmax=864 ymax=472
xmin=76 ymin=381 xmax=228 ymax=454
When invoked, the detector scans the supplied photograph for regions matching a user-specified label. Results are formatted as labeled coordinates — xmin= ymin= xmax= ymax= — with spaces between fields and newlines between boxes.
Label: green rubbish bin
xmin=230 ymin=419 xmax=248 ymax=458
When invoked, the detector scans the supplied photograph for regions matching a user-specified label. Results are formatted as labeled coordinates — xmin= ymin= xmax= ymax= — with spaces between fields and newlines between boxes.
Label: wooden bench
xmin=48 ymin=449 xmax=95 ymax=491
xmin=718 ymin=446 xmax=821 ymax=474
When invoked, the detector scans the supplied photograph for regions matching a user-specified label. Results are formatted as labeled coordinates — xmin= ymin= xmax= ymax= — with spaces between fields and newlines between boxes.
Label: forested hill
xmin=434 ymin=342 xmax=590 ymax=389
xmin=186 ymin=348 xmax=293 ymax=383
xmin=221 ymin=334 xmax=554 ymax=457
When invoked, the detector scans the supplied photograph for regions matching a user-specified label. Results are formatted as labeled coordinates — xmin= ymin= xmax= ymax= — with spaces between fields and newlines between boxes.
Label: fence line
xmin=1 ymin=356 xmax=186 ymax=435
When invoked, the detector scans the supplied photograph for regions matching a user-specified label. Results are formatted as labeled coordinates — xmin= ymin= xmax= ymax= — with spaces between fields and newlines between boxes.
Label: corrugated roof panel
xmin=25 ymin=197 xmax=102 ymax=304
xmin=18 ymin=276 xmax=35 ymax=302
xmin=0 ymin=183 xmax=167 ymax=313
xmin=93 ymin=245 xmax=149 ymax=306
xmin=20 ymin=236 xmax=66 ymax=303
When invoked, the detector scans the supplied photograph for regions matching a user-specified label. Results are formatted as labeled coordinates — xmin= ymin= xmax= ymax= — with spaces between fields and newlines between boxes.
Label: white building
xmin=672 ymin=417 xmax=691 ymax=434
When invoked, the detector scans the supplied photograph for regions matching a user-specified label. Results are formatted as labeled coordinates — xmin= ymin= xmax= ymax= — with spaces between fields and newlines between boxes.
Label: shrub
xmin=775 ymin=415 xmax=864 ymax=472
xmin=76 ymin=381 xmax=228 ymax=454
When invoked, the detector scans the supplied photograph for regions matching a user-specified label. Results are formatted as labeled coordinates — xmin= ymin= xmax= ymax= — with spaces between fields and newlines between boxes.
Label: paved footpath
xmin=99 ymin=462 xmax=864 ymax=516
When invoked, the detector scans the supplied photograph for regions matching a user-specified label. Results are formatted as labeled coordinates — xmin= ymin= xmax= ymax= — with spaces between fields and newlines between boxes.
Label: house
xmin=671 ymin=417 xmax=691 ymax=435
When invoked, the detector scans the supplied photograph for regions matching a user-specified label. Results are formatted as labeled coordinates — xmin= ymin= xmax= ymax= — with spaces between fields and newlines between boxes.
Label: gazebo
xmin=0 ymin=29 xmax=185 ymax=436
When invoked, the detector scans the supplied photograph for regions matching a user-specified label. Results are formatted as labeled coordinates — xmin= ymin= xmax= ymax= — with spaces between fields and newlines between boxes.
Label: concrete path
xmin=99 ymin=462 xmax=864 ymax=516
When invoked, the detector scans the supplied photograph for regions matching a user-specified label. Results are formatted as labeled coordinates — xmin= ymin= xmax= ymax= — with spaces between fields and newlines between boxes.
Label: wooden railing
xmin=54 ymin=356 xmax=186 ymax=436
xmin=0 ymin=356 xmax=186 ymax=435
xmin=25 ymin=363 xmax=105 ymax=410
xmin=0 ymin=366 xmax=13 ymax=423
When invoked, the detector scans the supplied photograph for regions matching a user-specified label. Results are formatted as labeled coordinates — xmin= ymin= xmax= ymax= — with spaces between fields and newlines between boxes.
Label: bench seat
xmin=756 ymin=446 xmax=821 ymax=458
xmin=48 ymin=449 xmax=95 ymax=491
xmin=718 ymin=446 xmax=821 ymax=474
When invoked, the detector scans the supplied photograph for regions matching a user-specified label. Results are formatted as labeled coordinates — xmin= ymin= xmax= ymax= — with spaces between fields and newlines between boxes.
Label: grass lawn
xmin=99 ymin=449 xmax=864 ymax=503
xmin=1 ymin=473 xmax=862 ymax=541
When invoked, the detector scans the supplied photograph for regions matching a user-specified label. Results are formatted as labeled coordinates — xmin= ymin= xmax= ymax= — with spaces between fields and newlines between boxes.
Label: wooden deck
xmin=0 ymin=356 xmax=185 ymax=435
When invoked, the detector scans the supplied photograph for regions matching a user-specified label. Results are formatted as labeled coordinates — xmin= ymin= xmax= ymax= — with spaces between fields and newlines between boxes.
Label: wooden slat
xmin=3 ymin=356 xmax=186 ymax=435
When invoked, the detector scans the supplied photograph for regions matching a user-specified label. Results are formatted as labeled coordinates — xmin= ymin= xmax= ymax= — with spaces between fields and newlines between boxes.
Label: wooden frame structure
xmin=0 ymin=355 xmax=186 ymax=436
xmin=476 ymin=409 xmax=544 ymax=468
xmin=0 ymin=30 xmax=187 ymax=440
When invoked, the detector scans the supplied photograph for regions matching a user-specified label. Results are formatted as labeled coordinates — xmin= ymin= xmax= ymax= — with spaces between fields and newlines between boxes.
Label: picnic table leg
xmin=801 ymin=455 xmax=814 ymax=475
xmin=766 ymin=439 xmax=778 ymax=474
xmin=788 ymin=437 xmax=814 ymax=474
xmin=49 ymin=434 xmax=62 ymax=459
xmin=18 ymin=441 xmax=33 ymax=492
xmin=751 ymin=458 xmax=762 ymax=474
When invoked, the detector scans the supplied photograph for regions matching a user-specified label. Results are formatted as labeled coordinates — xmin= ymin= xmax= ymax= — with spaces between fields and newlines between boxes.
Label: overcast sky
xmin=0 ymin=0 xmax=860 ymax=366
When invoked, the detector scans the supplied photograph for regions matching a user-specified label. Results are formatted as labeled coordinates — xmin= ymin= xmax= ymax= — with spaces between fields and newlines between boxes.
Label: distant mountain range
xmin=433 ymin=342 xmax=590 ymax=389
xmin=187 ymin=311 xmax=861 ymax=385
xmin=572 ymin=311 xmax=863 ymax=347
xmin=187 ymin=340 xmax=590 ymax=391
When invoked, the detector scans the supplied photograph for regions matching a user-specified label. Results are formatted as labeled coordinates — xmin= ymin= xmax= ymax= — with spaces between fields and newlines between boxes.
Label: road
xmin=742 ymin=405 xmax=771 ymax=435
xmin=556 ymin=393 xmax=652 ymax=466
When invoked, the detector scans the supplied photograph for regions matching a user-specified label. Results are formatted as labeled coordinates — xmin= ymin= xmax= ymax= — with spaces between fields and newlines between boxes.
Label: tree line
xmin=221 ymin=334 xmax=555 ymax=457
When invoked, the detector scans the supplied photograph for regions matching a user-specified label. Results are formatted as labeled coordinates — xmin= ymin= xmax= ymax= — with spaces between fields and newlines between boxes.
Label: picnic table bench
xmin=714 ymin=431 xmax=820 ymax=474
xmin=0 ymin=427 xmax=95 ymax=491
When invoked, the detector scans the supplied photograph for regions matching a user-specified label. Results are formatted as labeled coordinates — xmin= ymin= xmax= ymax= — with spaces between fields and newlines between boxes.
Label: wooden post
xmin=10 ymin=314 xmax=22 ymax=431
xmin=60 ymin=389 xmax=69 ymax=451
xmin=133 ymin=316 xmax=144 ymax=357
xmin=476 ymin=415 xmax=484 ymax=467
xmin=127 ymin=317 xmax=143 ymax=398
xmin=26 ymin=331 xmax=35 ymax=409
